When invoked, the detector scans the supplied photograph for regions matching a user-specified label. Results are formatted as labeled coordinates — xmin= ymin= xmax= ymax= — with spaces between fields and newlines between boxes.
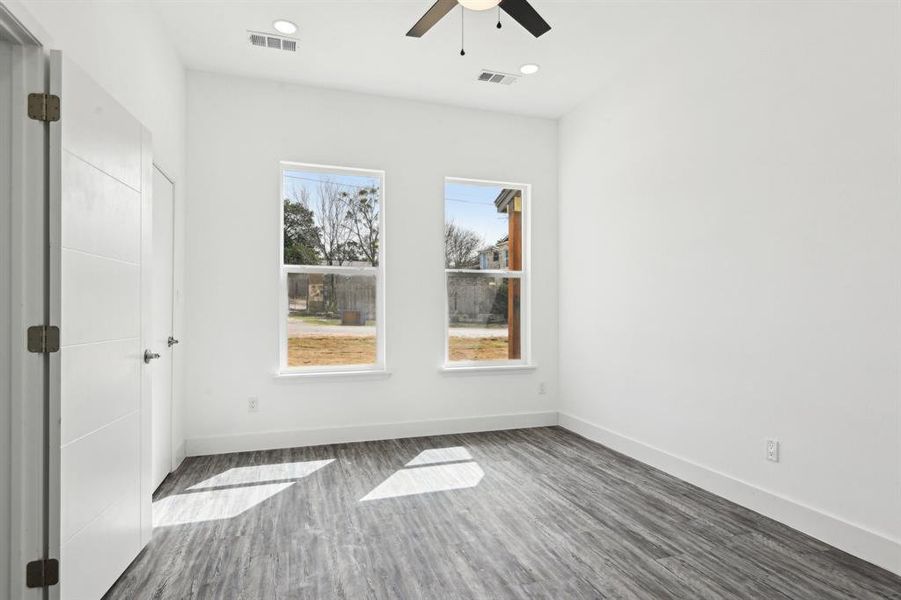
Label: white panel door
xmin=151 ymin=167 xmax=174 ymax=490
xmin=51 ymin=51 xmax=152 ymax=600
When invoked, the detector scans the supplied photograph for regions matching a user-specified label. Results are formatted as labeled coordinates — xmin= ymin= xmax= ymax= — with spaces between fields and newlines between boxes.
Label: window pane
xmin=287 ymin=272 xmax=377 ymax=367
xmin=283 ymin=169 xmax=381 ymax=267
xmin=445 ymin=182 xmax=521 ymax=270
xmin=447 ymin=274 xmax=521 ymax=362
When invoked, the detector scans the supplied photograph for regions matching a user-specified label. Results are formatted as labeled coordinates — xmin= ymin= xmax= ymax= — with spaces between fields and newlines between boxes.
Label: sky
xmin=445 ymin=182 xmax=508 ymax=246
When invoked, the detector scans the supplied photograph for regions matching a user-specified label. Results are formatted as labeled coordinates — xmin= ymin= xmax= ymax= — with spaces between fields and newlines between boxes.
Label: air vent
xmin=248 ymin=30 xmax=298 ymax=52
xmin=476 ymin=69 xmax=519 ymax=85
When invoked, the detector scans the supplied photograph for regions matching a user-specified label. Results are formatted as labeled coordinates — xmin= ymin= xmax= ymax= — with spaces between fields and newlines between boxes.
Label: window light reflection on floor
xmin=405 ymin=446 xmax=472 ymax=467
xmin=153 ymin=459 xmax=335 ymax=527
xmin=361 ymin=447 xmax=483 ymax=501
xmin=153 ymin=482 xmax=294 ymax=527
xmin=188 ymin=459 xmax=335 ymax=490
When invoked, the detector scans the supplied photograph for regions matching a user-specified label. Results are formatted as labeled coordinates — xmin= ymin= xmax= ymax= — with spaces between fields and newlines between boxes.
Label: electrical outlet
xmin=766 ymin=439 xmax=779 ymax=462
xmin=248 ymin=397 xmax=259 ymax=412
xmin=538 ymin=382 xmax=547 ymax=395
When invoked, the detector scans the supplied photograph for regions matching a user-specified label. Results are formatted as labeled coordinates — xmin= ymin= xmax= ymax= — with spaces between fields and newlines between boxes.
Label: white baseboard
xmin=557 ymin=412 xmax=901 ymax=577
xmin=185 ymin=411 xmax=559 ymax=457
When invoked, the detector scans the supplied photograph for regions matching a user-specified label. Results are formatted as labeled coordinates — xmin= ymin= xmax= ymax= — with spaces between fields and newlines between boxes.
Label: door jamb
xmin=152 ymin=163 xmax=178 ymax=475
xmin=0 ymin=3 xmax=50 ymax=598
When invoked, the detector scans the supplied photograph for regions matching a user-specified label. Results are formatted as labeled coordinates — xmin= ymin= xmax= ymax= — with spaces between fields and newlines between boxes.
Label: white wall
xmin=11 ymin=0 xmax=189 ymax=464
xmin=183 ymin=71 xmax=558 ymax=453
xmin=558 ymin=0 xmax=901 ymax=575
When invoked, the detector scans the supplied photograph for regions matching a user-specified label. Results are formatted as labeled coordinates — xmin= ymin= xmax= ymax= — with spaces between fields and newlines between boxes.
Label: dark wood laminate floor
xmin=104 ymin=427 xmax=901 ymax=599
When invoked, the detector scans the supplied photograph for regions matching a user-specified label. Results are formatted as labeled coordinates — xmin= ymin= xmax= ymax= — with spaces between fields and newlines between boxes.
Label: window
xmin=280 ymin=163 xmax=385 ymax=373
xmin=444 ymin=178 xmax=529 ymax=366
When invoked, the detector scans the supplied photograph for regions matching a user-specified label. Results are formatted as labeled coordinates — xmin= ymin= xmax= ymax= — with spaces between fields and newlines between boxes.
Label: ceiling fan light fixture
xmin=406 ymin=0 xmax=550 ymax=39
xmin=520 ymin=63 xmax=540 ymax=75
xmin=459 ymin=0 xmax=502 ymax=11
xmin=272 ymin=19 xmax=297 ymax=35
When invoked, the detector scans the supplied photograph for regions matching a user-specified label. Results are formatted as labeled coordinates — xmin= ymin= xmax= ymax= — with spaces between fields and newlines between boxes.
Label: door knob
xmin=144 ymin=349 xmax=160 ymax=364
xmin=167 ymin=336 xmax=180 ymax=347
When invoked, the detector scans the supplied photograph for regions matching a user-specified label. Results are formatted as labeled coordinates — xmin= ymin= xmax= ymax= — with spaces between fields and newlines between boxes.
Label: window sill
xmin=274 ymin=368 xmax=391 ymax=382
xmin=440 ymin=364 xmax=537 ymax=376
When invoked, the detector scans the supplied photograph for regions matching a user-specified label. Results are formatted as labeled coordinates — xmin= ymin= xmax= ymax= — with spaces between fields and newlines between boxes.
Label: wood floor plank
xmin=102 ymin=427 xmax=901 ymax=599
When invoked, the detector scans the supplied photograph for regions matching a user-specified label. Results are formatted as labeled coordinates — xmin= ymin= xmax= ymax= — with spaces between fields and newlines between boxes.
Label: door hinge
xmin=25 ymin=558 xmax=59 ymax=588
xmin=27 ymin=93 xmax=60 ymax=122
xmin=27 ymin=325 xmax=60 ymax=353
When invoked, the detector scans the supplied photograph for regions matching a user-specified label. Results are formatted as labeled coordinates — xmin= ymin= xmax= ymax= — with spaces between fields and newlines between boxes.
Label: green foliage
xmin=283 ymin=199 xmax=321 ymax=265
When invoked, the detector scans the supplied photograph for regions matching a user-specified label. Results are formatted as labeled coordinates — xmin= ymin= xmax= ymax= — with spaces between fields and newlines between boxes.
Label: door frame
xmin=152 ymin=163 xmax=178 ymax=476
xmin=0 ymin=3 xmax=50 ymax=598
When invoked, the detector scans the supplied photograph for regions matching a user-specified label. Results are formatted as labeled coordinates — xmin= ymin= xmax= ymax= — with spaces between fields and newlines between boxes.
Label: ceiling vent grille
xmin=477 ymin=70 xmax=519 ymax=85
xmin=248 ymin=31 xmax=297 ymax=52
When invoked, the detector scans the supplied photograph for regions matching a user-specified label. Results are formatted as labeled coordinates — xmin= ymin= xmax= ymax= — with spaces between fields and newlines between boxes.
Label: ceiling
xmin=150 ymin=0 xmax=680 ymax=119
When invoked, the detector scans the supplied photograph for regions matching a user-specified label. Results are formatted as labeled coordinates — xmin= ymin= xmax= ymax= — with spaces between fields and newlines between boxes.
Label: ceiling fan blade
xmin=406 ymin=0 xmax=459 ymax=38
xmin=499 ymin=0 xmax=551 ymax=37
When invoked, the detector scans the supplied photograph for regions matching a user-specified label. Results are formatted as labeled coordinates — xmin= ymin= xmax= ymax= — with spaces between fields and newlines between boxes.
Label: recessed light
xmin=273 ymin=20 xmax=297 ymax=35
xmin=520 ymin=63 xmax=540 ymax=75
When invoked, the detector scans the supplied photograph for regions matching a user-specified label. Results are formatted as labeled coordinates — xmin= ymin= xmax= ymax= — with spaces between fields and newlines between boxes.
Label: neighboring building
xmin=479 ymin=235 xmax=509 ymax=270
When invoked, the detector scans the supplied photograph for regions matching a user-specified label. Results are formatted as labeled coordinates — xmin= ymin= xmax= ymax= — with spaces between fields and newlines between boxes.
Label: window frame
xmin=443 ymin=176 xmax=531 ymax=369
xmin=278 ymin=161 xmax=387 ymax=376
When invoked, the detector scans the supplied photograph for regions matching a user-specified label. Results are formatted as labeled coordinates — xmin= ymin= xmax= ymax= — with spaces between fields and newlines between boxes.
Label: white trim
xmin=440 ymin=364 xmax=537 ymax=375
xmin=281 ymin=160 xmax=384 ymax=179
xmin=278 ymin=362 xmax=381 ymax=376
xmin=185 ymin=411 xmax=559 ymax=456
xmin=443 ymin=176 xmax=531 ymax=368
xmin=442 ymin=356 xmax=531 ymax=369
xmin=557 ymin=412 xmax=901 ymax=577
xmin=152 ymin=163 xmax=179 ymax=477
xmin=46 ymin=49 xmax=61 ymax=600
xmin=445 ymin=269 xmax=523 ymax=277
xmin=139 ymin=126 xmax=154 ymax=546
xmin=445 ymin=175 xmax=530 ymax=190
xmin=0 ymin=1 xmax=47 ymax=46
xmin=152 ymin=162 xmax=175 ymax=185
xmin=283 ymin=264 xmax=377 ymax=276
xmin=274 ymin=368 xmax=391 ymax=381
xmin=277 ymin=162 xmax=386 ymax=376
xmin=1 ymin=18 xmax=47 ymax=598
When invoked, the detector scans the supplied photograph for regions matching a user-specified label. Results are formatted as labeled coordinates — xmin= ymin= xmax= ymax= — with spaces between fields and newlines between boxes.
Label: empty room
xmin=1 ymin=0 xmax=899 ymax=598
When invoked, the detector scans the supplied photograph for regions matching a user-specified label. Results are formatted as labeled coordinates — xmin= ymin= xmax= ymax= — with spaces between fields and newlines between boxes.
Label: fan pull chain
xmin=497 ymin=6 xmax=502 ymax=29
xmin=460 ymin=7 xmax=466 ymax=56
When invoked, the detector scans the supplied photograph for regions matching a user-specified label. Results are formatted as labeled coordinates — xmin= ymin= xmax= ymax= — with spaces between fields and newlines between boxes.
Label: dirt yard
xmin=288 ymin=336 xmax=377 ymax=366
xmin=447 ymin=336 xmax=509 ymax=361
xmin=287 ymin=335 xmax=509 ymax=366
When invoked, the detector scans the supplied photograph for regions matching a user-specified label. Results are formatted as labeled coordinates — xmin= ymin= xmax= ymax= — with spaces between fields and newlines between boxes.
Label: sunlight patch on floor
xmin=405 ymin=446 xmax=472 ymax=467
xmin=154 ymin=482 xmax=293 ymax=527
xmin=155 ymin=459 xmax=336 ymax=527
xmin=188 ymin=459 xmax=335 ymax=490
xmin=361 ymin=462 xmax=484 ymax=501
